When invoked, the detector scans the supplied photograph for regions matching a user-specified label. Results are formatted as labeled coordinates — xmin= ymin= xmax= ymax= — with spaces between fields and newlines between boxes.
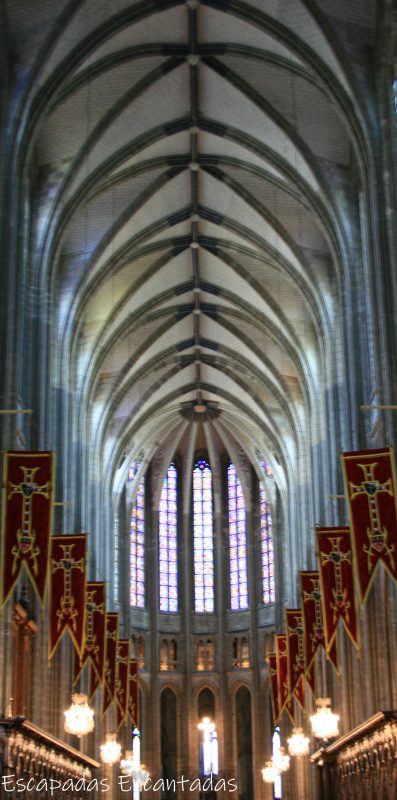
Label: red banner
xmin=305 ymin=662 xmax=315 ymax=695
xmin=286 ymin=609 xmax=305 ymax=710
xmin=73 ymin=582 xmax=106 ymax=686
xmin=128 ymin=660 xmax=138 ymax=727
xmin=317 ymin=527 xmax=359 ymax=650
xmin=116 ymin=639 xmax=130 ymax=730
xmin=102 ymin=613 xmax=119 ymax=716
xmin=300 ymin=571 xmax=338 ymax=678
xmin=341 ymin=447 xmax=397 ymax=605
xmin=275 ymin=634 xmax=294 ymax=723
xmin=89 ymin=663 xmax=100 ymax=701
xmin=268 ymin=654 xmax=280 ymax=725
xmin=1 ymin=451 xmax=54 ymax=607
xmin=49 ymin=535 xmax=87 ymax=660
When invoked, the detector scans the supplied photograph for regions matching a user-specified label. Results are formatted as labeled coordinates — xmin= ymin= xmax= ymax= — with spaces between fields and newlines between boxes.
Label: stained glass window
xmin=197 ymin=639 xmax=215 ymax=671
xmin=130 ymin=477 xmax=145 ymax=608
xmin=128 ymin=460 xmax=140 ymax=481
xmin=228 ymin=463 xmax=248 ymax=610
xmin=193 ymin=459 xmax=214 ymax=613
xmin=260 ymin=485 xmax=275 ymax=604
xmin=159 ymin=464 xmax=178 ymax=612
xmin=260 ymin=459 xmax=273 ymax=478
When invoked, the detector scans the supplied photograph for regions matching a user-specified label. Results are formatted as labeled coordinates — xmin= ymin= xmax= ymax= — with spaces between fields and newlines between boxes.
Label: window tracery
xmin=131 ymin=634 xmax=145 ymax=668
xmin=232 ymin=635 xmax=250 ymax=669
xmin=196 ymin=639 xmax=215 ymax=671
xmin=160 ymin=638 xmax=178 ymax=670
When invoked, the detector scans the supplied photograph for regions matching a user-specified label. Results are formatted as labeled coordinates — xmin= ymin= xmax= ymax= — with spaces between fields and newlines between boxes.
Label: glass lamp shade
xmin=133 ymin=766 xmax=149 ymax=784
xmin=100 ymin=734 xmax=122 ymax=765
xmin=261 ymin=761 xmax=277 ymax=784
xmin=120 ymin=751 xmax=135 ymax=775
xmin=310 ymin=698 xmax=339 ymax=741
xmin=64 ymin=694 xmax=94 ymax=737
xmin=197 ymin=716 xmax=215 ymax=733
xmin=273 ymin=747 xmax=290 ymax=773
xmin=287 ymin=727 xmax=310 ymax=757
xmin=120 ymin=753 xmax=149 ymax=784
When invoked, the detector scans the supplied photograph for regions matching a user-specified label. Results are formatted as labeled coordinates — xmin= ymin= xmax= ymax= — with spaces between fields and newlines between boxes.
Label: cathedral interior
xmin=0 ymin=0 xmax=396 ymax=798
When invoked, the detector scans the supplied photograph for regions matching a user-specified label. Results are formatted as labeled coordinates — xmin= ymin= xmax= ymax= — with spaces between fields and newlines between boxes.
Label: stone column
xmin=246 ymin=481 xmax=264 ymax=800
xmin=149 ymin=506 xmax=161 ymax=798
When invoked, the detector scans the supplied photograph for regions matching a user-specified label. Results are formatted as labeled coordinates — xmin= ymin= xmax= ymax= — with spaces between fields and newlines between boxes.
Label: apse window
xmin=131 ymin=634 xmax=145 ymax=668
xmin=197 ymin=639 xmax=215 ymax=671
xmin=260 ymin=485 xmax=275 ymax=604
xmin=193 ymin=459 xmax=214 ymax=613
xmin=159 ymin=463 xmax=178 ymax=612
xmin=232 ymin=635 xmax=250 ymax=669
xmin=228 ymin=463 xmax=249 ymax=610
xmin=160 ymin=638 xmax=178 ymax=671
xmin=130 ymin=477 xmax=145 ymax=608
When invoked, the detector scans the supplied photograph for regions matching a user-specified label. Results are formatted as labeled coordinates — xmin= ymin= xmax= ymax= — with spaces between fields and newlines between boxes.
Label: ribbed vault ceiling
xmin=10 ymin=0 xmax=377 ymax=498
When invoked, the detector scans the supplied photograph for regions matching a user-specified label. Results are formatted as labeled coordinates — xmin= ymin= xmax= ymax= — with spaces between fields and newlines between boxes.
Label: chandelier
xmin=261 ymin=747 xmax=290 ymax=784
xmin=100 ymin=733 xmax=122 ymax=765
xmin=287 ymin=727 xmax=310 ymax=757
xmin=64 ymin=694 xmax=94 ymax=737
xmin=310 ymin=697 xmax=339 ymax=741
xmin=120 ymin=751 xmax=150 ymax=784
xmin=197 ymin=717 xmax=216 ymax=734
xmin=261 ymin=760 xmax=278 ymax=784
xmin=273 ymin=747 xmax=290 ymax=773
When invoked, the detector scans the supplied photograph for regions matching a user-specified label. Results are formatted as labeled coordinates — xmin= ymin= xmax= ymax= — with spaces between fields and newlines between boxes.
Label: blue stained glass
xmin=158 ymin=464 xmax=178 ymax=612
xmin=260 ymin=459 xmax=274 ymax=478
xmin=193 ymin=459 xmax=214 ymax=613
xmin=130 ymin=477 xmax=145 ymax=608
xmin=260 ymin=485 xmax=275 ymax=604
xmin=228 ymin=464 xmax=249 ymax=610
